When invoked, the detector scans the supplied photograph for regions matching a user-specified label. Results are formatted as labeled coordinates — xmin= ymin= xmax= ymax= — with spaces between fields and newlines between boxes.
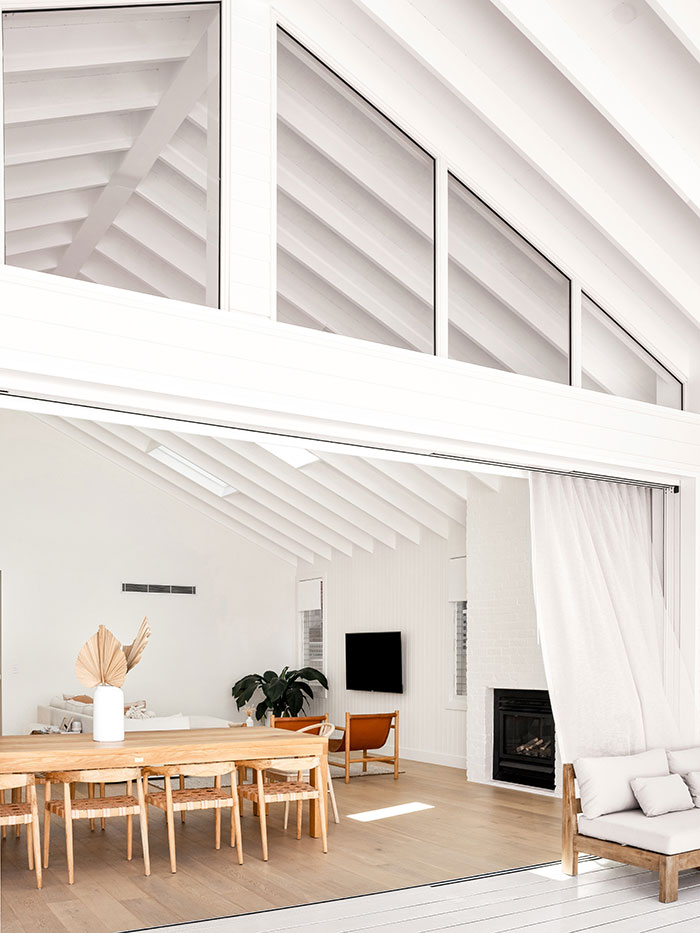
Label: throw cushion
xmin=630 ymin=774 xmax=694 ymax=817
xmin=667 ymin=747 xmax=700 ymax=775
xmin=682 ymin=770 xmax=700 ymax=806
xmin=574 ymin=748 xmax=669 ymax=819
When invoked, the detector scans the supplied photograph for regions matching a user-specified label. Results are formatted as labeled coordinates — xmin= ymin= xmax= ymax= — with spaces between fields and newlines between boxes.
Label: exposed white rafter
xmin=647 ymin=0 xmax=700 ymax=66
xmin=491 ymin=0 xmax=700 ymax=216
xmin=54 ymin=21 xmax=215 ymax=278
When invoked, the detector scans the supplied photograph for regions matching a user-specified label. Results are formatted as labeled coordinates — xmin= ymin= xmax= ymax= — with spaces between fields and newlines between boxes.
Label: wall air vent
xmin=122 ymin=584 xmax=196 ymax=595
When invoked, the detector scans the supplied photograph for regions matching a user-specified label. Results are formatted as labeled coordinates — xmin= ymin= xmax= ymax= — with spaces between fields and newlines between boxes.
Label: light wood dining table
xmin=0 ymin=727 xmax=329 ymax=837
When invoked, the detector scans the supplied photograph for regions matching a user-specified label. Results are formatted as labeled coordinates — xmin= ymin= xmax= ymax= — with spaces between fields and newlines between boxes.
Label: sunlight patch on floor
xmin=347 ymin=801 xmax=434 ymax=822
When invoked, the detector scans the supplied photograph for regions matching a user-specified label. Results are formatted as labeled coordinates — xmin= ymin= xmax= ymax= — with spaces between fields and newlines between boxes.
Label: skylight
xmin=260 ymin=443 xmax=319 ymax=468
xmin=149 ymin=446 xmax=237 ymax=497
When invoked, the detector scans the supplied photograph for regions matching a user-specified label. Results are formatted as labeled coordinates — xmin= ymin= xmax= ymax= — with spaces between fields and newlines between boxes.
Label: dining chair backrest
xmin=270 ymin=714 xmax=328 ymax=733
xmin=44 ymin=767 xmax=142 ymax=784
xmin=295 ymin=722 xmax=334 ymax=739
xmin=144 ymin=761 xmax=236 ymax=779
xmin=0 ymin=773 xmax=35 ymax=792
xmin=244 ymin=756 xmax=320 ymax=771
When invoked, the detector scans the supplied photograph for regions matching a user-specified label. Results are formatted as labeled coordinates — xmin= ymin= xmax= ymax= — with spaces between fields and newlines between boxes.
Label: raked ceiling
xmin=3 ymin=4 xmax=219 ymax=306
xmin=39 ymin=415 xmax=481 ymax=567
xmin=3 ymin=0 xmax=700 ymax=390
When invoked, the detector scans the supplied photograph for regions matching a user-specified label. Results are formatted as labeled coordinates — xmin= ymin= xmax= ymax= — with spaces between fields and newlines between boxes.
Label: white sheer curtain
xmin=529 ymin=474 xmax=693 ymax=762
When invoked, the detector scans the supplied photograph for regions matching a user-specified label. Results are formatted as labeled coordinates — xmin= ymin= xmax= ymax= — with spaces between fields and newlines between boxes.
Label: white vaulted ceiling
xmin=39 ymin=415 xmax=476 ymax=567
xmin=3 ymin=4 xmax=218 ymax=305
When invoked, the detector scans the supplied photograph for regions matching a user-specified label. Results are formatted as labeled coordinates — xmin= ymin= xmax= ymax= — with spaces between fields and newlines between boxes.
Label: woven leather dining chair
xmin=143 ymin=761 xmax=243 ymax=873
xmin=268 ymin=721 xmax=339 ymax=825
xmin=238 ymin=756 xmax=328 ymax=860
xmin=0 ymin=773 xmax=42 ymax=888
xmin=43 ymin=767 xmax=150 ymax=883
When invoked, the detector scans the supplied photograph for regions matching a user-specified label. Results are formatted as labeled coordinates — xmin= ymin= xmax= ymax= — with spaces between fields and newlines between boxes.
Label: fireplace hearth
xmin=492 ymin=688 xmax=555 ymax=790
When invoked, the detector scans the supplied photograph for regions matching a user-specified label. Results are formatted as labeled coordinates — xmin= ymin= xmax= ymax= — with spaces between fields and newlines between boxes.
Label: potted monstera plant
xmin=232 ymin=666 xmax=328 ymax=721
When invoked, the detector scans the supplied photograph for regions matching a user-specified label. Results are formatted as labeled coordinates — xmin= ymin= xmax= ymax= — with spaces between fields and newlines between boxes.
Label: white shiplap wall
xmin=299 ymin=519 xmax=467 ymax=769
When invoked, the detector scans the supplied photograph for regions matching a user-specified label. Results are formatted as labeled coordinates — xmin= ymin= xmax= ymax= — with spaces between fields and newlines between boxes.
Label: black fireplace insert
xmin=492 ymin=688 xmax=555 ymax=790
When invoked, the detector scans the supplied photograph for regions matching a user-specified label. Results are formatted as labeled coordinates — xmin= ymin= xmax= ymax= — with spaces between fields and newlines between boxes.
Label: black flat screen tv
xmin=345 ymin=631 xmax=403 ymax=694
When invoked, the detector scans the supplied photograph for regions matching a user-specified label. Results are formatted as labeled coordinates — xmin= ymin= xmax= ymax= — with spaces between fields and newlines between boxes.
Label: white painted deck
xmin=149 ymin=859 xmax=700 ymax=931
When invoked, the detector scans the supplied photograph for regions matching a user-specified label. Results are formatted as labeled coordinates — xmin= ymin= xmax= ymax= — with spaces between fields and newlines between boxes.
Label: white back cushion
xmin=631 ymin=774 xmax=694 ymax=817
xmin=574 ymin=748 xmax=669 ymax=818
xmin=682 ymin=771 xmax=700 ymax=806
xmin=667 ymin=747 xmax=700 ymax=775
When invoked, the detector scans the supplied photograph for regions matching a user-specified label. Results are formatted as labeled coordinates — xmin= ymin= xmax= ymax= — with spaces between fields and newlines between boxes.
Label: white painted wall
xmin=299 ymin=519 xmax=467 ymax=769
xmin=0 ymin=411 xmax=297 ymax=735
xmin=465 ymin=475 xmax=560 ymax=793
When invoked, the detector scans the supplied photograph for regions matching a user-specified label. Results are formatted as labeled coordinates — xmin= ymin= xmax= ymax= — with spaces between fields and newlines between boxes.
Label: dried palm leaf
xmin=123 ymin=617 xmax=151 ymax=672
xmin=75 ymin=625 xmax=127 ymax=688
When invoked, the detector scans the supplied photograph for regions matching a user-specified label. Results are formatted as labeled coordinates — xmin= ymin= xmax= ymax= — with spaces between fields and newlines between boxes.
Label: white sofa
xmin=563 ymin=746 xmax=700 ymax=903
xmin=36 ymin=697 xmax=234 ymax=733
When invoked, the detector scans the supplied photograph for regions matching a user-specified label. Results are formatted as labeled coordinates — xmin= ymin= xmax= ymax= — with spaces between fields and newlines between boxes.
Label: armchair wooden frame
xmin=563 ymin=762 xmax=700 ymax=903
xmin=329 ymin=711 xmax=399 ymax=784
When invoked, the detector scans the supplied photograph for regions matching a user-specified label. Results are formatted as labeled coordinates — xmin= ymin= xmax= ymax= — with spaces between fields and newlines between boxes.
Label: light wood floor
xmin=0 ymin=761 xmax=561 ymax=932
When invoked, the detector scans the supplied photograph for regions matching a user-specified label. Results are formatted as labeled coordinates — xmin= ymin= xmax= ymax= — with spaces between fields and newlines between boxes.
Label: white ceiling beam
xmin=188 ymin=435 xmax=378 ymax=553
xmin=279 ymin=161 xmax=430 ymax=304
xmin=5 ymin=247 xmax=58 ymax=273
xmin=278 ymin=255 xmax=415 ymax=350
xmin=302 ymin=461 xmax=422 ymax=545
xmin=54 ymin=23 xmax=214 ymax=278
xmin=137 ymin=169 xmax=206 ymax=241
xmin=40 ymin=417 xmax=299 ymax=565
xmin=368 ymin=458 xmax=466 ymax=522
xmin=94 ymin=229 xmax=204 ymax=304
xmin=4 ymin=44 xmax=193 ymax=75
xmin=80 ymin=253 xmax=165 ymax=298
xmin=4 ymin=113 xmax=140 ymax=167
xmin=141 ymin=429 xmax=361 ymax=557
xmin=353 ymin=0 xmax=700 ymax=326
xmin=647 ymin=0 xmax=700 ymax=66
xmin=492 ymin=0 xmax=700 ymax=216
xmin=278 ymin=81 xmax=431 ymax=237
xmin=111 ymin=197 xmax=206 ymax=285
xmin=4 ymin=153 xmax=115 ymax=201
xmin=98 ymin=422 xmax=335 ymax=561
xmin=5 ymin=222 xmax=78 ymax=258
xmin=314 ymin=454 xmax=451 ymax=538
xmin=222 ymin=439 xmax=399 ymax=550
xmin=278 ymin=222 xmax=430 ymax=352
xmin=5 ymin=188 xmax=98 ymax=233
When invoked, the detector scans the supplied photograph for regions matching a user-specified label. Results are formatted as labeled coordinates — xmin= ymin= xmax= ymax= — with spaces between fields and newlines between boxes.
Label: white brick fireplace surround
xmin=466 ymin=474 xmax=561 ymax=795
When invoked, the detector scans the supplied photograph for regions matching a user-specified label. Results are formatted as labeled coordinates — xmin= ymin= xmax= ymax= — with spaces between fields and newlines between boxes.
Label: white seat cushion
xmin=578 ymin=807 xmax=700 ymax=855
xmin=574 ymin=748 xmax=669 ymax=819
xmin=124 ymin=714 xmax=190 ymax=732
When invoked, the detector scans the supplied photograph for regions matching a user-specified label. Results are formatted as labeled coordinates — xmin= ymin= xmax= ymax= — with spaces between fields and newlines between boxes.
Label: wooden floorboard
xmin=0 ymin=759 xmax=568 ymax=932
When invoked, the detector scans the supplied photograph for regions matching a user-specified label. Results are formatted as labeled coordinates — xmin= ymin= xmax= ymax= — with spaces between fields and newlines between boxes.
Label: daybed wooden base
xmin=563 ymin=763 xmax=700 ymax=903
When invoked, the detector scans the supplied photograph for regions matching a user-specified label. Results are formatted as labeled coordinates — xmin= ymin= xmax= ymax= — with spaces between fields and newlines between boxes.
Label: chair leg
xmin=296 ymin=799 xmax=303 ymax=840
xmin=136 ymin=775 xmax=150 ymax=877
xmin=283 ymin=800 xmax=289 ymax=830
xmin=316 ymin=765 xmax=328 ymax=854
xmin=63 ymin=783 xmax=75 ymax=884
xmin=13 ymin=788 xmax=21 ymax=838
xmin=180 ymin=774 xmax=186 ymax=824
xmin=345 ymin=744 xmax=350 ymax=784
xmin=126 ymin=779 xmax=133 ymax=861
xmin=88 ymin=783 xmax=95 ymax=831
xmin=215 ymin=774 xmax=221 ymax=850
xmin=28 ymin=784 xmax=42 ymax=890
xmin=1 ymin=789 xmax=5 ymax=840
xmin=328 ymin=772 xmax=340 ymax=824
xmin=362 ymin=750 xmax=368 ymax=773
xmin=43 ymin=782 xmax=51 ymax=869
xmin=100 ymin=783 xmax=106 ymax=830
xmin=26 ymin=814 xmax=33 ymax=870
xmin=256 ymin=770 xmax=268 ymax=861
xmin=164 ymin=775 xmax=177 ymax=873
xmin=231 ymin=770 xmax=243 ymax=865
xmin=660 ymin=856 xmax=679 ymax=903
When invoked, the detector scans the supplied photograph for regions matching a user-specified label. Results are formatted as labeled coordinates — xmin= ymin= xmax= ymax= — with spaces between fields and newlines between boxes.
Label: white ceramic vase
xmin=93 ymin=684 xmax=125 ymax=742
